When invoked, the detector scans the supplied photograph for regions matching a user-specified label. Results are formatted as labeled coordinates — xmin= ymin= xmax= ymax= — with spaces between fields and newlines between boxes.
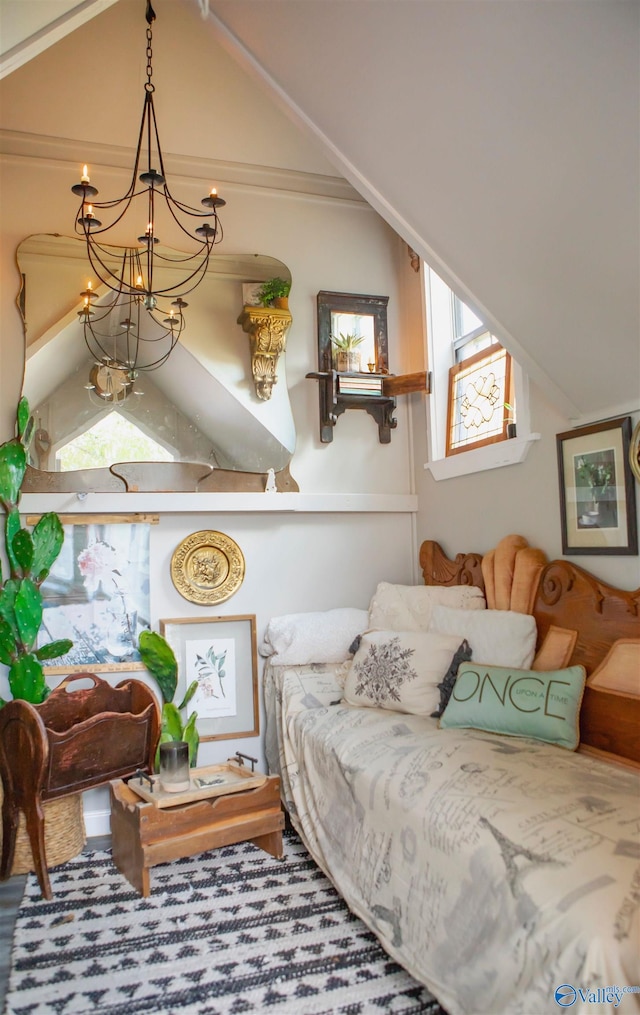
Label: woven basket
xmin=0 ymin=782 xmax=86 ymax=876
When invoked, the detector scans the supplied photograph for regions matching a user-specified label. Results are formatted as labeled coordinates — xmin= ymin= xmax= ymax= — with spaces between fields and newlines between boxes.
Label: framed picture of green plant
xmin=556 ymin=416 xmax=638 ymax=555
xmin=159 ymin=615 xmax=259 ymax=741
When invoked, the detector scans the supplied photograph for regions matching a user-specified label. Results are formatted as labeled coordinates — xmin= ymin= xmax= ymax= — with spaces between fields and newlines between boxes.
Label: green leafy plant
xmin=0 ymin=398 xmax=72 ymax=707
xmin=576 ymin=457 xmax=613 ymax=506
xmin=138 ymin=629 xmax=200 ymax=767
xmin=330 ymin=331 xmax=366 ymax=351
xmin=256 ymin=277 xmax=291 ymax=307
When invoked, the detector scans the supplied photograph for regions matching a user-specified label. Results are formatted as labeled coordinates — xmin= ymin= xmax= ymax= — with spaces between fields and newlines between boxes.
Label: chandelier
xmin=71 ymin=0 xmax=225 ymax=378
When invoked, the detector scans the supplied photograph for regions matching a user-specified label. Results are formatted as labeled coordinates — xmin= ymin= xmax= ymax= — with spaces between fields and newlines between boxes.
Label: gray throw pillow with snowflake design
xmin=343 ymin=630 xmax=465 ymax=716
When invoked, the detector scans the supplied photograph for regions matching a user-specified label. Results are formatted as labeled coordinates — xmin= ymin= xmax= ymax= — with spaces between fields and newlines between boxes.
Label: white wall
xmin=80 ymin=507 xmax=416 ymax=834
xmin=205 ymin=0 xmax=640 ymax=425
xmin=0 ymin=0 xmax=417 ymax=833
xmin=199 ymin=0 xmax=640 ymax=593
xmin=1 ymin=0 xmax=638 ymax=840
xmin=411 ymin=382 xmax=640 ymax=591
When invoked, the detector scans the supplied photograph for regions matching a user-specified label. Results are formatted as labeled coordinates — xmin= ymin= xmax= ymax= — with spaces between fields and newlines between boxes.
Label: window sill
xmin=424 ymin=432 xmax=541 ymax=481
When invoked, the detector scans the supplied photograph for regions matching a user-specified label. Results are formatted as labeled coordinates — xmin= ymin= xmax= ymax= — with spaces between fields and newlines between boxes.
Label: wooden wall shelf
xmin=306 ymin=370 xmax=430 ymax=443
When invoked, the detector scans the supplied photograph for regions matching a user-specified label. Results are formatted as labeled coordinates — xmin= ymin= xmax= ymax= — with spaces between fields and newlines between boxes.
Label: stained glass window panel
xmin=446 ymin=345 xmax=512 ymax=455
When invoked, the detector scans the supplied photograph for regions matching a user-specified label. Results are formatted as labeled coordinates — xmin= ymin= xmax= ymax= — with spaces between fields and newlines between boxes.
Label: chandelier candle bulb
xmin=81 ymin=165 xmax=90 ymax=184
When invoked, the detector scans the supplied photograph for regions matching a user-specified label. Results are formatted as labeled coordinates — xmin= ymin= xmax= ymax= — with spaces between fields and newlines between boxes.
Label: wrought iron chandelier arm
xmin=82 ymin=243 xmax=141 ymax=297
xmin=144 ymin=257 xmax=214 ymax=299
xmin=161 ymin=188 xmax=223 ymax=247
xmin=164 ymin=184 xmax=227 ymax=221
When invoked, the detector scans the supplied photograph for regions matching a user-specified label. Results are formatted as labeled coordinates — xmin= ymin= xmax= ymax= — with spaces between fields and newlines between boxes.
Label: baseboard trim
xmin=83 ymin=807 xmax=111 ymax=839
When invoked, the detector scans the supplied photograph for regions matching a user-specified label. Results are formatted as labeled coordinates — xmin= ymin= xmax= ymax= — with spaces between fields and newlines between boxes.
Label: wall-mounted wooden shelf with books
xmin=305 ymin=370 xmax=430 ymax=444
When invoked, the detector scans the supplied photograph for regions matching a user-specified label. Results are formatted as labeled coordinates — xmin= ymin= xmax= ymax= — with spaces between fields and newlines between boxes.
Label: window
xmin=56 ymin=413 xmax=174 ymax=471
xmin=446 ymin=343 xmax=512 ymax=455
xmin=423 ymin=265 xmax=537 ymax=479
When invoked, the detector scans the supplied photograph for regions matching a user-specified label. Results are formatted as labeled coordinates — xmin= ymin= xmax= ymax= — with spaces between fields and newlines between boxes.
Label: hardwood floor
xmin=0 ymin=835 xmax=111 ymax=1012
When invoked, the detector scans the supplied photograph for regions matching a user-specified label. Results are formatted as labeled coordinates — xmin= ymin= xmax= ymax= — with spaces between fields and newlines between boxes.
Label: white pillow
xmin=343 ymin=629 xmax=465 ymax=716
xmin=368 ymin=582 xmax=485 ymax=632
xmin=260 ymin=608 xmax=369 ymax=665
xmin=429 ymin=605 xmax=537 ymax=669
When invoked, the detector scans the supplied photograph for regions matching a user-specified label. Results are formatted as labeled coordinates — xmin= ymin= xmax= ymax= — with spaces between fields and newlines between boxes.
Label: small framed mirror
xmin=317 ymin=291 xmax=389 ymax=375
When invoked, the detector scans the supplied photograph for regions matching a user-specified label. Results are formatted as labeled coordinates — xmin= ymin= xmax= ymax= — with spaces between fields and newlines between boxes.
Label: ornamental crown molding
xmin=0 ymin=129 xmax=365 ymax=204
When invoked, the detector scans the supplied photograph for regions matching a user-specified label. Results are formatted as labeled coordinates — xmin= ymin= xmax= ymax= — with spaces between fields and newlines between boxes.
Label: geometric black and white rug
xmin=5 ymin=830 xmax=446 ymax=1015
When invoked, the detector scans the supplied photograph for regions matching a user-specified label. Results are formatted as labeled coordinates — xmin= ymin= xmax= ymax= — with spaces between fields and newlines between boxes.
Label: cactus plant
xmin=138 ymin=629 xmax=200 ymax=767
xmin=0 ymin=398 xmax=72 ymax=706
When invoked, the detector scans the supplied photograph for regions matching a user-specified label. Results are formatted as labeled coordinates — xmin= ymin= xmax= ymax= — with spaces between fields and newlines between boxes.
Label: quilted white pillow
xmin=368 ymin=582 xmax=485 ymax=633
xmin=343 ymin=629 xmax=465 ymax=716
xmin=259 ymin=608 xmax=369 ymax=665
xmin=429 ymin=605 xmax=537 ymax=669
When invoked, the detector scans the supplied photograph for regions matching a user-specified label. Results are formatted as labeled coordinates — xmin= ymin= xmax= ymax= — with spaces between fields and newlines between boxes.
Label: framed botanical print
xmin=556 ymin=416 xmax=638 ymax=555
xmin=160 ymin=615 xmax=259 ymax=741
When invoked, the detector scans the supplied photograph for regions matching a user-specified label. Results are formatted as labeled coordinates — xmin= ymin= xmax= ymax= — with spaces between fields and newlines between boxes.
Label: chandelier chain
xmin=145 ymin=27 xmax=154 ymax=93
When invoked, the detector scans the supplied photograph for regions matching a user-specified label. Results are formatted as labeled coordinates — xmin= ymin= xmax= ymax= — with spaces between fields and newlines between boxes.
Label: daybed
xmin=262 ymin=536 xmax=640 ymax=1015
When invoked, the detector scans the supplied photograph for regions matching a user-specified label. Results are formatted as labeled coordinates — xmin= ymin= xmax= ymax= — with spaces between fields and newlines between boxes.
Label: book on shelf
xmin=338 ymin=374 xmax=384 ymax=395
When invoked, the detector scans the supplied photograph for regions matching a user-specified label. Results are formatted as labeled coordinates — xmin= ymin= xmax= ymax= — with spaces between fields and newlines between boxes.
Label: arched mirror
xmin=18 ymin=234 xmax=296 ymax=492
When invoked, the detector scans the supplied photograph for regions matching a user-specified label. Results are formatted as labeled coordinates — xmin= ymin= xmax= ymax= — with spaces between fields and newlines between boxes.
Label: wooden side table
xmin=109 ymin=775 xmax=285 ymax=896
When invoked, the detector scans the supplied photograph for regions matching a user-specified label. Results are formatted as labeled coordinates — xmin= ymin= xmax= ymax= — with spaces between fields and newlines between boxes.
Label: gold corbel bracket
xmin=237 ymin=306 xmax=292 ymax=400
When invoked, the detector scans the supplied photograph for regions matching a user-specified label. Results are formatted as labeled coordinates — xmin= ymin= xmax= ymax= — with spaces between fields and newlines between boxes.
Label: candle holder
xmin=159 ymin=741 xmax=190 ymax=793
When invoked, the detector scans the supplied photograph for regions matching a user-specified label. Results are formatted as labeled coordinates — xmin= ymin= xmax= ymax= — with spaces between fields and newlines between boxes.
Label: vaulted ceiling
xmin=0 ymin=0 xmax=117 ymax=79
xmin=2 ymin=0 xmax=638 ymax=422
xmin=203 ymin=0 xmax=639 ymax=422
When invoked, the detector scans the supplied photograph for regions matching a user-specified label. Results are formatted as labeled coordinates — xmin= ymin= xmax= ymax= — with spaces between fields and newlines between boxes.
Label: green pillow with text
xmin=439 ymin=661 xmax=587 ymax=750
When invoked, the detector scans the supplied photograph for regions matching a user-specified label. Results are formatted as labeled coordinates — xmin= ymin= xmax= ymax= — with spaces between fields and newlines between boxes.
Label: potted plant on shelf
xmin=138 ymin=629 xmax=200 ymax=768
xmin=255 ymin=277 xmax=291 ymax=310
xmin=331 ymin=331 xmax=365 ymax=373
xmin=504 ymin=402 xmax=517 ymax=439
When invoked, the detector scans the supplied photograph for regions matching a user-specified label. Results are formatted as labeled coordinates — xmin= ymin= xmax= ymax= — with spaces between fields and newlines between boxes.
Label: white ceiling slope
xmin=0 ymin=0 xmax=117 ymax=80
xmin=204 ymin=0 xmax=640 ymax=422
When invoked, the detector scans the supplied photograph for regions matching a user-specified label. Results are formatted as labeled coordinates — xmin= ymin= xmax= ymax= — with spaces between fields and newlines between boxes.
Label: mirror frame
xmin=16 ymin=234 xmax=298 ymax=492
xmin=316 ymin=291 xmax=389 ymax=374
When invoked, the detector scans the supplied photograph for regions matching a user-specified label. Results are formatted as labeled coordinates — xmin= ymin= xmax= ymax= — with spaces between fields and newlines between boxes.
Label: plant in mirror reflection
xmin=256 ymin=277 xmax=291 ymax=307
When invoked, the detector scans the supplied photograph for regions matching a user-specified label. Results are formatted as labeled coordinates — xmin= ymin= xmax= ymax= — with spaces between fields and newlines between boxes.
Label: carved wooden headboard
xmin=420 ymin=537 xmax=640 ymax=767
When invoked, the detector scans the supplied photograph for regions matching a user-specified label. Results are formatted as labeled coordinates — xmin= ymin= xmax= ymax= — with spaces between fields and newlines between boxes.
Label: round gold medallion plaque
xmin=170 ymin=530 xmax=245 ymax=605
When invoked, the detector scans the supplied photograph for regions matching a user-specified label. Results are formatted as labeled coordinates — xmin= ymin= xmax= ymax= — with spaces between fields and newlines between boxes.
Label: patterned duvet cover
xmin=264 ymin=662 xmax=640 ymax=1015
